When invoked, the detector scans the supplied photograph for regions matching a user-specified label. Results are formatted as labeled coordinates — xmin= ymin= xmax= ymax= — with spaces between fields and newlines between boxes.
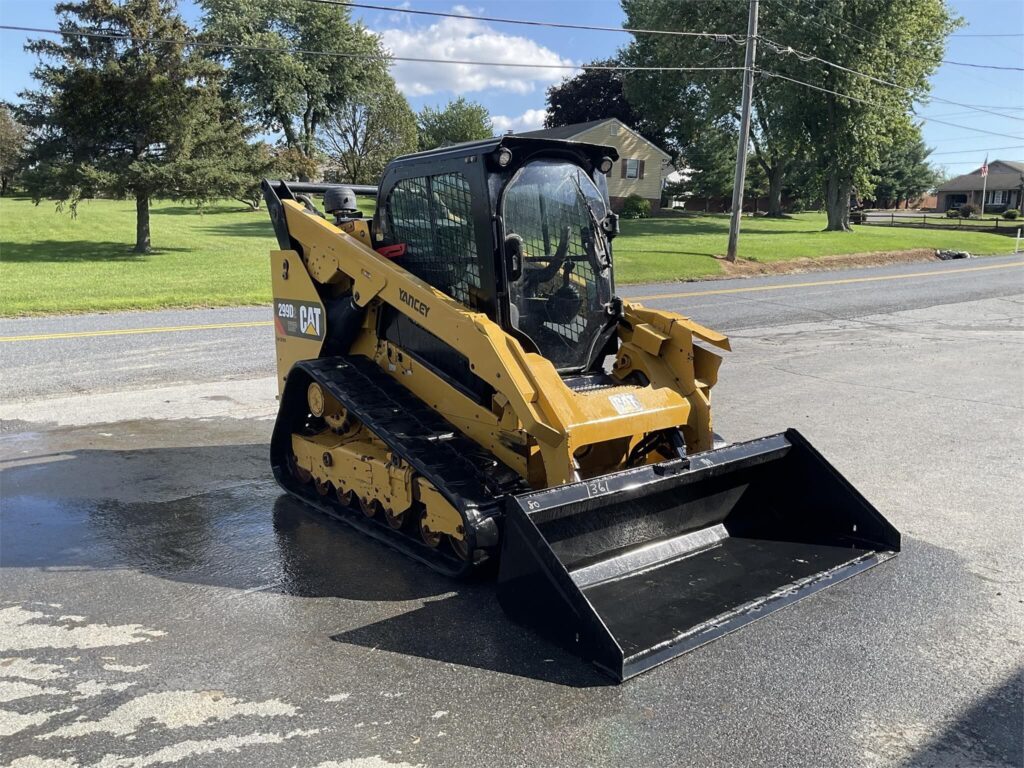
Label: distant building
xmin=517 ymin=118 xmax=671 ymax=213
xmin=936 ymin=160 xmax=1024 ymax=212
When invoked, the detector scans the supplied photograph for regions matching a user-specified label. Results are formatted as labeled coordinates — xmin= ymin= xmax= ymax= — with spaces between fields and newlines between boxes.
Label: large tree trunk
xmin=766 ymin=162 xmax=785 ymax=217
xmin=824 ymin=172 xmax=852 ymax=232
xmin=135 ymin=193 xmax=152 ymax=253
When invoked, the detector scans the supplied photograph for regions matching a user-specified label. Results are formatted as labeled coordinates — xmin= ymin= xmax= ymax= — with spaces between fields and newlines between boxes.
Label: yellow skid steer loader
xmin=263 ymin=135 xmax=899 ymax=682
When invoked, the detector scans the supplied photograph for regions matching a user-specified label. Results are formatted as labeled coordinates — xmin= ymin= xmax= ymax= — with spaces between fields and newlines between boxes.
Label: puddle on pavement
xmin=3 ymin=485 xmax=451 ymax=601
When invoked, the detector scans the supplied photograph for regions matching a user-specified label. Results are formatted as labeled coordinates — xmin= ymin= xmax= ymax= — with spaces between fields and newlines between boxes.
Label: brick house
xmin=518 ymin=118 xmax=671 ymax=212
xmin=936 ymin=160 xmax=1024 ymax=213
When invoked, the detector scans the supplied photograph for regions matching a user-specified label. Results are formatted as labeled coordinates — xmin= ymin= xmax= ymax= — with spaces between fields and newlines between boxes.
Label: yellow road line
xmin=0 ymin=320 xmax=273 ymax=343
xmin=2 ymin=260 xmax=1021 ymax=343
xmin=628 ymin=260 xmax=1024 ymax=301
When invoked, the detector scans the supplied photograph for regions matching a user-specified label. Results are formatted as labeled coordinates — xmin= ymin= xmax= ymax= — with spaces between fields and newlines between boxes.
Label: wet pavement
xmin=2 ymin=286 xmax=1023 ymax=766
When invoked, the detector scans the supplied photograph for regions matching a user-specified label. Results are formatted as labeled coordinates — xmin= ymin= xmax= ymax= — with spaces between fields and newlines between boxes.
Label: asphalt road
xmin=2 ymin=254 xmax=1022 ymax=401
xmin=1 ymin=256 xmax=1022 ymax=768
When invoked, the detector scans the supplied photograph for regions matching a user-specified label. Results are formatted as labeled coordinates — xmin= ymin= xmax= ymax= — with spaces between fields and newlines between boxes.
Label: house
xmin=517 ymin=118 xmax=671 ymax=213
xmin=936 ymin=160 xmax=1024 ymax=213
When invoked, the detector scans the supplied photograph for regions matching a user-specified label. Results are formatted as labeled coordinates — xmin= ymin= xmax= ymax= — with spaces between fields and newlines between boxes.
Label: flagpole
xmin=980 ymin=154 xmax=989 ymax=217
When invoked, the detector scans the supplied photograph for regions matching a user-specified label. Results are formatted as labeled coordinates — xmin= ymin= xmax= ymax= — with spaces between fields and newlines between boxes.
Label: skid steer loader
xmin=263 ymin=135 xmax=900 ymax=682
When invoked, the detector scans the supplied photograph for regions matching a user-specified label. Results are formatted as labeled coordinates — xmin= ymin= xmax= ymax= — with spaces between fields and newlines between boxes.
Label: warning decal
xmin=609 ymin=393 xmax=643 ymax=415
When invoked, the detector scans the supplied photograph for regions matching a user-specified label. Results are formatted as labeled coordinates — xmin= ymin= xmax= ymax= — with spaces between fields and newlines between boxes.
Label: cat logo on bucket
xmin=274 ymin=300 xmax=325 ymax=341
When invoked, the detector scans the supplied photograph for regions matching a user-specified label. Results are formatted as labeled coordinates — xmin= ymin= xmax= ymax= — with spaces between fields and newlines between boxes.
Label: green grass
xmin=0 ymin=199 xmax=1016 ymax=315
xmin=613 ymin=212 xmax=1016 ymax=283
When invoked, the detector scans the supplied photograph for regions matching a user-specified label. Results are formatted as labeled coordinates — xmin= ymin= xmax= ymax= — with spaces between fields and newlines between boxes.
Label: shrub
xmin=1002 ymin=208 xmax=1020 ymax=220
xmin=958 ymin=203 xmax=979 ymax=218
xmin=945 ymin=208 xmax=960 ymax=218
xmin=621 ymin=194 xmax=651 ymax=219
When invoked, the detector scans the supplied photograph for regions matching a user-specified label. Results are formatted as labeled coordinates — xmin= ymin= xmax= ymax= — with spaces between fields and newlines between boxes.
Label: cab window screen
xmin=385 ymin=173 xmax=480 ymax=306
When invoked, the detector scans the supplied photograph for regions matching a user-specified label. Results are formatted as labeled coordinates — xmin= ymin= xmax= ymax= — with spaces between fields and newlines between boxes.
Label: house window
xmin=991 ymin=190 xmax=1006 ymax=205
xmin=625 ymin=158 xmax=641 ymax=179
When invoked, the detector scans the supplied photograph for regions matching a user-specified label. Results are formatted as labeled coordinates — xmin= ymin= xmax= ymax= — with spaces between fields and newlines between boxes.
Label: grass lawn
xmin=0 ymin=198 xmax=1016 ymax=315
xmin=613 ymin=212 xmax=1017 ymax=283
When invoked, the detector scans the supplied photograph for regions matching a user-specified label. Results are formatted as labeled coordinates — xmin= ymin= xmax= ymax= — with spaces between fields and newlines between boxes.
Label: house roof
xmin=517 ymin=118 xmax=672 ymax=160
xmin=937 ymin=160 xmax=1024 ymax=192
xmin=517 ymin=119 xmax=611 ymax=141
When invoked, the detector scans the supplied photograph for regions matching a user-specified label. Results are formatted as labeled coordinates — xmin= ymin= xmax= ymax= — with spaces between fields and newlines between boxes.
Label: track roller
xmin=419 ymin=511 xmax=441 ymax=547
xmin=358 ymin=497 xmax=379 ymax=518
xmin=384 ymin=507 xmax=406 ymax=530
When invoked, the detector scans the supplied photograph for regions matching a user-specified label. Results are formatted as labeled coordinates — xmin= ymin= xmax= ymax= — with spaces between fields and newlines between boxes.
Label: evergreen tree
xmin=19 ymin=0 xmax=256 ymax=252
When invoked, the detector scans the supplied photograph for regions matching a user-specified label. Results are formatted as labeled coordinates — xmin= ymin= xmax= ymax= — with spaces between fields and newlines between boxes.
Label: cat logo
xmin=274 ymin=300 xmax=325 ymax=341
xmin=609 ymin=393 xmax=643 ymax=415
xmin=299 ymin=304 xmax=322 ymax=337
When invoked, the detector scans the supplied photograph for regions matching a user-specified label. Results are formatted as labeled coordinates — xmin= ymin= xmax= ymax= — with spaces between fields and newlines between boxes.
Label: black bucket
xmin=497 ymin=429 xmax=900 ymax=682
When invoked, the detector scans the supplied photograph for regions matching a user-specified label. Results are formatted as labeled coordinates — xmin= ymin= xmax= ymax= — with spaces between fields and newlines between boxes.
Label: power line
xmin=930 ymin=145 xmax=1024 ymax=156
xmin=0 ymin=24 xmax=744 ymax=73
xmin=757 ymin=69 xmax=1024 ymax=141
xmin=758 ymin=69 xmax=881 ymax=107
xmin=307 ymin=0 xmax=745 ymax=42
xmin=930 ymin=59 xmax=1024 ymax=72
xmin=920 ymin=109 xmax=1024 ymax=120
xmin=764 ymin=0 xmax=1021 ymax=81
xmin=949 ymin=33 xmax=1024 ymax=38
xmin=916 ymin=117 xmax=1024 ymax=142
xmin=791 ymin=0 xmax=1023 ymax=43
xmin=758 ymin=37 xmax=1024 ymax=123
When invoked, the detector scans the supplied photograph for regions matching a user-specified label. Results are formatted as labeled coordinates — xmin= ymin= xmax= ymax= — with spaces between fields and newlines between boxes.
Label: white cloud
xmin=491 ymin=108 xmax=548 ymax=134
xmin=380 ymin=7 xmax=575 ymax=96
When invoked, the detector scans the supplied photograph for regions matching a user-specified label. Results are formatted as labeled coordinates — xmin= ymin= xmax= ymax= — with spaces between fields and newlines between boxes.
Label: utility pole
xmin=726 ymin=0 xmax=759 ymax=262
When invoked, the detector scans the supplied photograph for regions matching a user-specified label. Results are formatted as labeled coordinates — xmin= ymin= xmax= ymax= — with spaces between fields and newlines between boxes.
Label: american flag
xmin=981 ymin=155 xmax=989 ymax=178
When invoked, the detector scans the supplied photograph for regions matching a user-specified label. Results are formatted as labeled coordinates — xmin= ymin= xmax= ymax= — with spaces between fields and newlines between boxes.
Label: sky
xmin=0 ymin=0 xmax=1021 ymax=177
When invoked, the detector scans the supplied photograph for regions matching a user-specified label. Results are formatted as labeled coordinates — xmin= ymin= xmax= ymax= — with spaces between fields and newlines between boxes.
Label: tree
xmin=785 ymin=2 xmax=956 ymax=229
xmin=623 ymin=0 xmax=802 ymax=217
xmin=19 ymin=0 xmax=257 ymax=252
xmin=200 ymin=0 xmax=387 ymax=168
xmin=228 ymin=143 xmax=320 ymax=210
xmin=319 ymin=83 xmax=418 ymax=185
xmin=664 ymin=120 xmax=737 ymax=210
xmin=0 ymin=104 xmax=28 ymax=196
xmin=623 ymin=0 xmax=957 ymax=229
xmin=868 ymin=130 xmax=938 ymax=208
xmin=545 ymin=60 xmax=660 ymax=144
xmin=417 ymin=97 xmax=492 ymax=150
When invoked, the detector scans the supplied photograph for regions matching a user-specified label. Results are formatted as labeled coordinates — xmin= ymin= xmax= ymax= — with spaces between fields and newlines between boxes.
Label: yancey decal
xmin=274 ymin=300 xmax=325 ymax=341
xmin=399 ymin=288 xmax=430 ymax=318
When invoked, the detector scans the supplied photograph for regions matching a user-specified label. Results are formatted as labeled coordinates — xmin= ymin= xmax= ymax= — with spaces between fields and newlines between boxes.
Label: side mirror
xmin=505 ymin=234 xmax=524 ymax=281
xmin=601 ymin=212 xmax=620 ymax=239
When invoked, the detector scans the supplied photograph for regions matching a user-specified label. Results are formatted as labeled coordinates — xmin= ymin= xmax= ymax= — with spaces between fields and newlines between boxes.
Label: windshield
xmin=501 ymin=160 xmax=613 ymax=371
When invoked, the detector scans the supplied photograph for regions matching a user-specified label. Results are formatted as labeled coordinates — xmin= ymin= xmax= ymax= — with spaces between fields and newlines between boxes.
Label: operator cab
xmin=375 ymin=136 xmax=621 ymax=375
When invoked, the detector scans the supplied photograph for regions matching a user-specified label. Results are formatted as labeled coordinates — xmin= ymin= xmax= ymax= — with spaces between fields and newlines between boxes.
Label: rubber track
xmin=272 ymin=355 xmax=527 ymax=577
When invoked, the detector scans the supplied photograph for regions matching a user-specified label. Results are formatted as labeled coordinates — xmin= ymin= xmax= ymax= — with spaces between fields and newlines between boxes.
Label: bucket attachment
xmin=497 ymin=429 xmax=900 ymax=682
